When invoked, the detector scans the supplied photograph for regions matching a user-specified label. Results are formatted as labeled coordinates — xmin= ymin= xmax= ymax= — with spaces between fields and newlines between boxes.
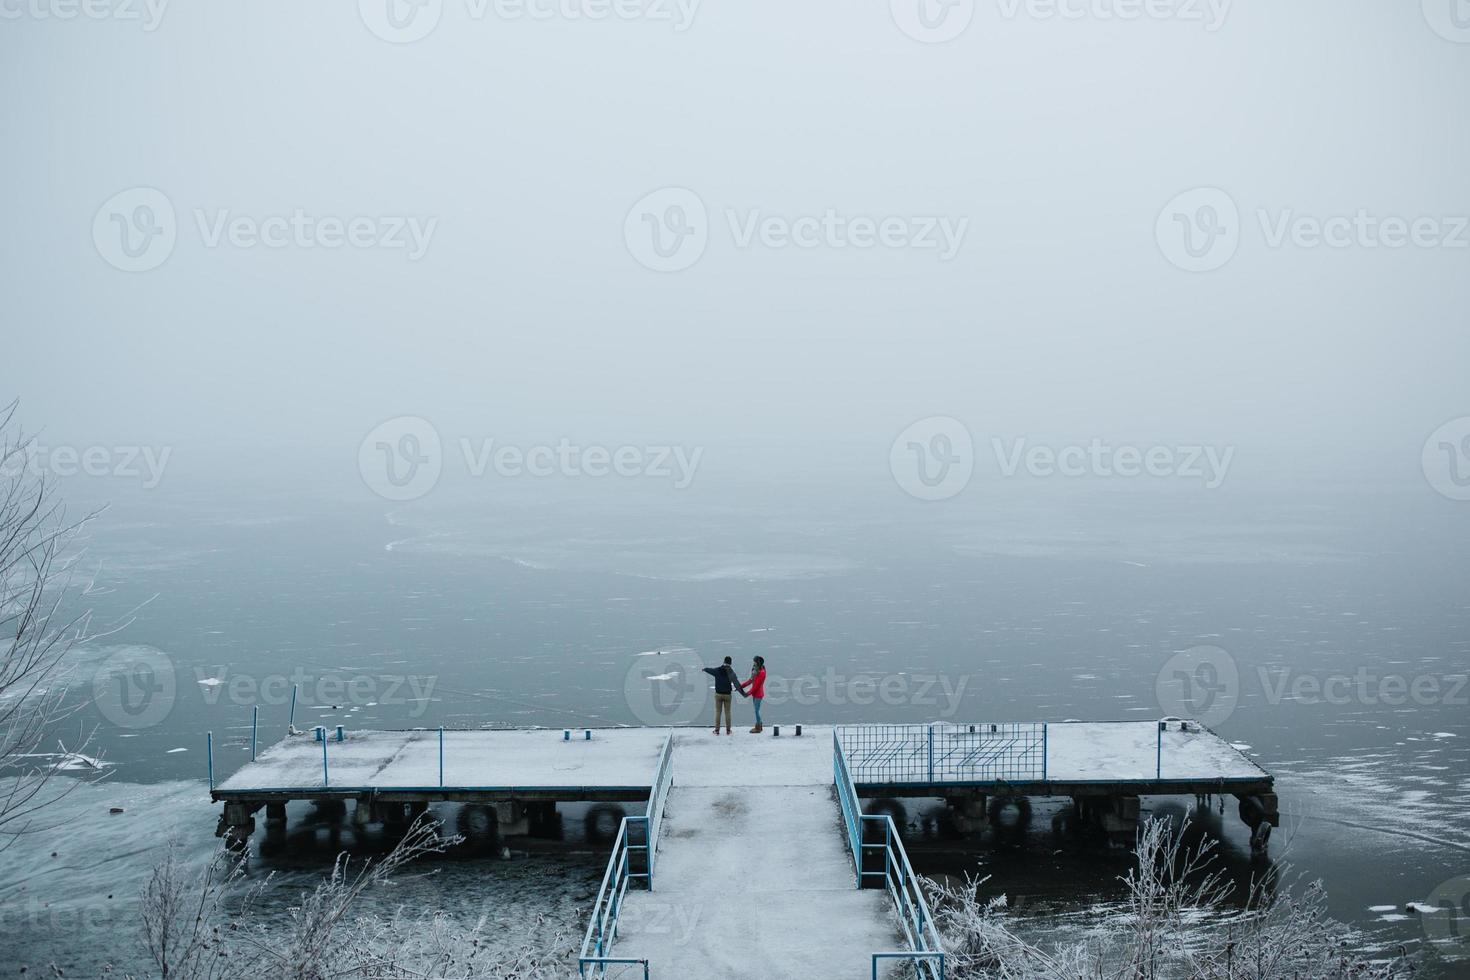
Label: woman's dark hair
xmin=753 ymin=656 xmax=765 ymax=669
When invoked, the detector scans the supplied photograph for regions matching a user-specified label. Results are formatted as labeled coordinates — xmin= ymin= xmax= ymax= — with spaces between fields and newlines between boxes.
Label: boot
xmin=749 ymin=725 xmax=763 ymax=734
xmin=725 ymin=728 xmax=732 ymax=735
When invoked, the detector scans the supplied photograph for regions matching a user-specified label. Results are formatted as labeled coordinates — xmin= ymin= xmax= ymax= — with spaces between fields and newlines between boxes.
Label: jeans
xmin=752 ymin=697 xmax=763 ymax=725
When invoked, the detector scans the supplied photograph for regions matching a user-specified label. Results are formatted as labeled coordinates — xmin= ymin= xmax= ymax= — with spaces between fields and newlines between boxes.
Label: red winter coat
xmin=743 ymin=668 xmax=767 ymax=699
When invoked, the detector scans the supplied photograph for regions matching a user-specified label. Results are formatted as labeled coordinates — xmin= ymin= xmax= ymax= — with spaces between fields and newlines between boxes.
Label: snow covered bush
xmin=132 ymin=819 xmax=580 ymax=980
xmin=919 ymin=818 xmax=1412 ymax=980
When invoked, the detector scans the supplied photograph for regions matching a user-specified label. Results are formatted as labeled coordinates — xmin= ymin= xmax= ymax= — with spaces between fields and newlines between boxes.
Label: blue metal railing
xmin=835 ymin=732 xmax=946 ymax=980
xmin=578 ymin=732 xmax=674 ymax=979
xmin=838 ymin=723 xmax=1047 ymax=785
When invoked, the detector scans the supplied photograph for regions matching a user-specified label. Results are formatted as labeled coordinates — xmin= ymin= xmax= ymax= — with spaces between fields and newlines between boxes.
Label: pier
xmin=210 ymin=720 xmax=1275 ymax=979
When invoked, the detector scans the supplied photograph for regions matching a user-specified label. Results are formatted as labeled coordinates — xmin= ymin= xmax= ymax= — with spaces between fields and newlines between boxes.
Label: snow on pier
xmin=210 ymin=721 xmax=1274 ymax=979
xmin=613 ymin=731 xmax=891 ymax=980
xmin=213 ymin=720 xmax=1269 ymax=804
xmin=215 ymin=727 xmax=671 ymax=800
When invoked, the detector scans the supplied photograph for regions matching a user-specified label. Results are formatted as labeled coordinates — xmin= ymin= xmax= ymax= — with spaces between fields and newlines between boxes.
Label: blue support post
xmin=207 ymin=731 xmax=214 ymax=790
xmin=1156 ymin=721 xmax=1164 ymax=779
xmin=251 ymin=705 xmax=258 ymax=761
xmin=1042 ymin=722 xmax=1048 ymax=781
xmin=322 ymin=735 xmax=329 ymax=786
xmin=288 ymin=684 xmax=298 ymax=732
xmin=438 ymin=726 xmax=444 ymax=788
xmin=927 ymin=724 xmax=934 ymax=782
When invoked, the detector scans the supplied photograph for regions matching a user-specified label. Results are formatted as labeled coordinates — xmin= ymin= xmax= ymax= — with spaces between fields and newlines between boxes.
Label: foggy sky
xmin=3 ymin=0 xmax=1468 ymax=497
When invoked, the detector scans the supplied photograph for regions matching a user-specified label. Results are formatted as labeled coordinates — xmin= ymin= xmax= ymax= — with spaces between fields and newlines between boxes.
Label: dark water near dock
xmin=2 ymin=481 xmax=1466 ymax=976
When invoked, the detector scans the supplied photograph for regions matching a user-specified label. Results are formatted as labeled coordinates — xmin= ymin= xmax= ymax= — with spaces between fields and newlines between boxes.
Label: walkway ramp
xmin=613 ymin=731 xmax=893 ymax=980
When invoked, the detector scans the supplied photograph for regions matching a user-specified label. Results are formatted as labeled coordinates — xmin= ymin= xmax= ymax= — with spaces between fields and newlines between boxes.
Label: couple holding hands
xmin=702 ymin=655 xmax=767 ymax=735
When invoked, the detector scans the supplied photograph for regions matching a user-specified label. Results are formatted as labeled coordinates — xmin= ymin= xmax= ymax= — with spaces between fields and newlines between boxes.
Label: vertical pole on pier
xmin=1156 ymin=721 xmax=1163 ymax=780
xmin=251 ymin=705 xmax=259 ymax=761
xmin=288 ymin=684 xmax=298 ymax=733
xmin=207 ymin=731 xmax=214 ymax=790
xmin=927 ymin=723 xmax=935 ymax=782
xmin=322 ymin=734 xmax=329 ymax=787
xmin=438 ymin=726 xmax=444 ymax=788
xmin=1042 ymin=723 xmax=1048 ymax=781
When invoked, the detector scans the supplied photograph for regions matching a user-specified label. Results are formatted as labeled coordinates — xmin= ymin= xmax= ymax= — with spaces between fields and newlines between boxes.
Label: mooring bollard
xmin=794 ymin=724 xmax=802 ymax=737
xmin=335 ymin=725 xmax=344 ymax=742
xmin=772 ymin=726 xmax=780 ymax=737
xmin=584 ymin=729 xmax=592 ymax=740
xmin=563 ymin=729 xmax=571 ymax=741
xmin=313 ymin=725 xmax=326 ymax=742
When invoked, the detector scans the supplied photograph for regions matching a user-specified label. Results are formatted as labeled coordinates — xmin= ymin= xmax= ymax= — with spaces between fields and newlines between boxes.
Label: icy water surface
xmin=2 ymin=483 xmax=1466 ymax=976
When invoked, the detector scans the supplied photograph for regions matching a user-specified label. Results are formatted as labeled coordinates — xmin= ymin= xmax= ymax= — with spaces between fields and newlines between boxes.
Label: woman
xmin=740 ymin=656 xmax=767 ymax=734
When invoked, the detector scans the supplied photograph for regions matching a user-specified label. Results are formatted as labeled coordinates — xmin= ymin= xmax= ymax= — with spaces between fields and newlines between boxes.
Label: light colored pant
xmin=752 ymin=697 xmax=763 ymax=725
xmin=714 ymin=694 xmax=732 ymax=730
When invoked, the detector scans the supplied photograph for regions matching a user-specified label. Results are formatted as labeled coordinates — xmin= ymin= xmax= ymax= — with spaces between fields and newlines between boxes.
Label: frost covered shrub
xmin=132 ymin=819 xmax=579 ymax=980
xmin=918 ymin=819 xmax=1412 ymax=980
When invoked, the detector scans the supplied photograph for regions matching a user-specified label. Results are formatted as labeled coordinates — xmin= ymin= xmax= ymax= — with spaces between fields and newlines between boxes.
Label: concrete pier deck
xmin=214 ymin=727 xmax=671 ymax=802
xmin=213 ymin=720 xmax=1271 ymax=806
xmin=614 ymin=731 xmax=892 ymax=980
xmin=210 ymin=721 xmax=1275 ymax=977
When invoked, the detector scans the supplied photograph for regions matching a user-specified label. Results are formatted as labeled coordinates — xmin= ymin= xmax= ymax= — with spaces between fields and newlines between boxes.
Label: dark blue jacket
xmin=703 ymin=665 xmax=739 ymax=695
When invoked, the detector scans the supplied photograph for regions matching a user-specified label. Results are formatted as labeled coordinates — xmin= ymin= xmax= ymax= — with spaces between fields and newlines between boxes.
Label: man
xmin=702 ymin=656 xmax=745 ymax=735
